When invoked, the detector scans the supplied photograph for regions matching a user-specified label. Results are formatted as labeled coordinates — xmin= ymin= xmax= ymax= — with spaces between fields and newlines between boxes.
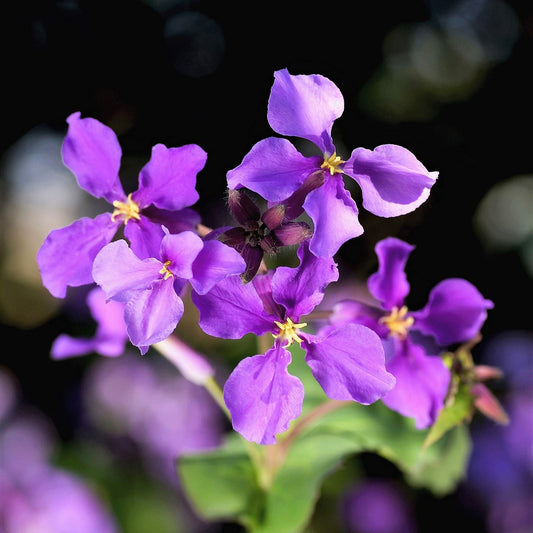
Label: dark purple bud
xmin=240 ymin=244 xmax=264 ymax=283
xmin=260 ymin=234 xmax=278 ymax=255
xmin=261 ymin=204 xmax=286 ymax=230
xmin=283 ymin=170 xmax=325 ymax=220
xmin=227 ymin=189 xmax=261 ymax=227
xmin=273 ymin=221 xmax=312 ymax=246
xmin=218 ymin=226 xmax=247 ymax=251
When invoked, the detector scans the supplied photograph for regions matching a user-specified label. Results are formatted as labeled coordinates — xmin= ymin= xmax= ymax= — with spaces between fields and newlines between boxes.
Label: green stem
xmin=203 ymin=376 xmax=231 ymax=420
xmin=153 ymin=336 xmax=266 ymax=485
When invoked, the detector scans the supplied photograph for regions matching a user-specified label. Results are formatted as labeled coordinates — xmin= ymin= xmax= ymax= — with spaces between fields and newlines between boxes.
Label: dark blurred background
xmin=1 ymin=1 xmax=532 ymax=532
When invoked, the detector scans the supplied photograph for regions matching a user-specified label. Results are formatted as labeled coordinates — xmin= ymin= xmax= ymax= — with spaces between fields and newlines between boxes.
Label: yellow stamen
xmin=273 ymin=317 xmax=307 ymax=347
xmin=111 ymin=193 xmax=141 ymax=224
xmin=379 ymin=306 xmax=414 ymax=339
xmin=320 ymin=152 xmax=345 ymax=175
xmin=159 ymin=260 xmax=173 ymax=280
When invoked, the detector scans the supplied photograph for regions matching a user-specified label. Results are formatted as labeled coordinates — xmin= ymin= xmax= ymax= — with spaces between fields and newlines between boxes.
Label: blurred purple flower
xmin=1 ymin=468 xmax=119 ymax=533
xmin=341 ymin=479 xmax=417 ymax=533
xmin=0 ymin=371 xmax=119 ymax=533
xmin=192 ymin=241 xmax=395 ymax=444
xmin=329 ymin=237 xmax=494 ymax=428
xmin=50 ymin=286 xmax=216 ymax=387
xmin=227 ymin=68 xmax=437 ymax=257
xmin=464 ymin=330 xmax=533 ymax=533
xmin=51 ymin=287 xmax=129 ymax=359
xmin=82 ymin=353 xmax=225 ymax=484
xmin=37 ymin=112 xmax=205 ymax=299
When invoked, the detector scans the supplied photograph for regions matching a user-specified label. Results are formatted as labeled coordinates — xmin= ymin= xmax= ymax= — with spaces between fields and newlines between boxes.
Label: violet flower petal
xmin=346 ymin=145 xmax=437 ymax=217
xmin=382 ymin=338 xmax=450 ymax=429
xmin=37 ymin=213 xmax=119 ymax=298
xmin=190 ymin=239 xmax=246 ymax=295
xmin=192 ymin=275 xmax=275 ymax=338
xmin=271 ymin=241 xmax=338 ymax=319
xmin=267 ymin=68 xmax=343 ymax=155
xmin=142 ymin=205 xmax=201 ymax=234
xmin=303 ymin=324 xmax=395 ymax=403
xmin=124 ymin=279 xmax=184 ymax=348
xmin=303 ymin=175 xmax=363 ymax=258
xmin=160 ymin=231 xmax=204 ymax=280
xmin=51 ymin=335 xmax=106 ymax=360
xmin=226 ymin=137 xmax=321 ymax=202
xmin=329 ymin=300 xmax=387 ymax=337
xmin=252 ymin=271 xmax=284 ymax=318
xmin=61 ymin=112 xmax=125 ymax=203
xmin=92 ymin=240 xmax=162 ymax=303
xmin=410 ymin=278 xmax=494 ymax=345
xmin=281 ymin=169 xmax=326 ymax=221
xmin=134 ymin=143 xmax=205 ymax=211
xmin=223 ymin=343 xmax=304 ymax=445
xmin=367 ymin=237 xmax=414 ymax=310
xmin=124 ymin=216 xmax=166 ymax=260
xmin=51 ymin=287 xmax=128 ymax=359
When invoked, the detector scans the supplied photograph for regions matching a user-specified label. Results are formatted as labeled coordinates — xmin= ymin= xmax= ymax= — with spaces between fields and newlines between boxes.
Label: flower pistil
xmin=159 ymin=260 xmax=173 ymax=280
xmin=273 ymin=317 xmax=307 ymax=347
xmin=111 ymin=193 xmax=141 ymax=224
xmin=320 ymin=152 xmax=344 ymax=175
xmin=379 ymin=306 xmax=414 ymax=339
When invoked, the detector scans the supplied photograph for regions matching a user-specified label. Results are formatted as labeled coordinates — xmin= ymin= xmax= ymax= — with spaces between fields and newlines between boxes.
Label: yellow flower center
xmin=159 ymin=260 xmax=173 ymax=280
xmin=320 ymin=152 xmax=345 ymax=175
xmin=111 ymin=194 xmax=141 ymax=224
xmin=379 ymin=306 xmax=414 ymax=339
xmin=273 ymin=317 xmax=307 ymax=347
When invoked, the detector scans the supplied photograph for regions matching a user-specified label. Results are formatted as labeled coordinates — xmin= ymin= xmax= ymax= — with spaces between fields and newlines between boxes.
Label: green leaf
xmin=286 ymin=400 xmax=471 ymax=497
xmin=253 ymin=432 xmax=360 ymax=533
xmin=177 ymin=434 xmax=260 ymax=529
xmin=405 ymin=424 xmax=472 ymax=496
xmin=178 ymin=343 xmax=473 ymax=533
xmin=423 ymin=383 xmax=475 ymax=449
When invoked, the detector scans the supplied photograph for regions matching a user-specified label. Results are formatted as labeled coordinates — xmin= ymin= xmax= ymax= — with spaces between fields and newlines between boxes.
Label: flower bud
xmin=227 ymin=189 xmax=261 ymax=227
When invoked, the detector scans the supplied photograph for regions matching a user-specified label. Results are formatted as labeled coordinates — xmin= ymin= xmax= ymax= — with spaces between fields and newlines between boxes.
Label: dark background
xmin=1 ymin=1 xmax=532 ymax=532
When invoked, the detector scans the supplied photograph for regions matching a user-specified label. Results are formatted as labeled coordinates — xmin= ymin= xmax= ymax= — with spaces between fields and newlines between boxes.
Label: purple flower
xmin=0 ymin=372 xmax=119 ymax=533
xmin=192 ymin=242 xmax=395 ymax=444
xmin=227 ymin=69 xmax=437 ymax=258
xmin=1 ymin=468 xmax=120 ymax=533
xmin=329 ymin=237 xmax=494 ymax=428
xmin=51 ymin=287 xmax=129 ymax=360
xmin=341 ymin=479 xmax=417 ymax=533
xmin=37 ymin=112 xmax=206 ymax=298
xmin=83 ymin=353 xmax=224 ymax=485
xmin=92 ymin=229 xmax=246 ymax=353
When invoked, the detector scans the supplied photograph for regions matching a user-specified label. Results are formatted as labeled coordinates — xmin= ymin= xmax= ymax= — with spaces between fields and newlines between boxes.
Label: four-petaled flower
xmin=192 ymin=242 xmax=395 ymax=444
xmin=227 ymin=68 xmax=438 ymax=258
xmin=37 ymin=112 xmax=206 ymax=298
xmin=92 ymin=229 xmax=246 ymax=354
xmin=328 ymin=237 xmax=494 ymax=428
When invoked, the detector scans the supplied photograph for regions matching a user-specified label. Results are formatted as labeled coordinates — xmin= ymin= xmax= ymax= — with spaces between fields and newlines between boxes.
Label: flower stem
xmin=259 ymin=399 xmax=350 ymax=488
xmin=203 ymin=376 xmax=231 ymax=420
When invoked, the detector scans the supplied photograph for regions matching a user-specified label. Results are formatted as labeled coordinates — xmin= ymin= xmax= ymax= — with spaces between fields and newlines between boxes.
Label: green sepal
xmin=422 ymin=382 xmax=475 ymax=450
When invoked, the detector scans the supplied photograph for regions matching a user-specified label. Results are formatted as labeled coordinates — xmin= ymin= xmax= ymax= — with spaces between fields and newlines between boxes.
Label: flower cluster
xmin=37 ymin=68 xmax=494 ymax=445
